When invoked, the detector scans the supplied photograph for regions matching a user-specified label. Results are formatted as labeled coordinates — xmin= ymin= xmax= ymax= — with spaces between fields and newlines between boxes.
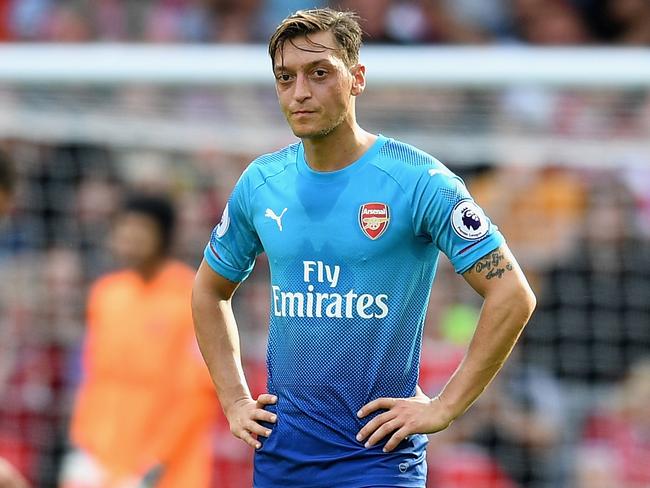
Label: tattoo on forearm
xmin=467 ymin=251 xmax=514 ymax=279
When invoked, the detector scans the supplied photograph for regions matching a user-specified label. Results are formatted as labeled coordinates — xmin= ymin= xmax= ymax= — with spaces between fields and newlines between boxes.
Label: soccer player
xmin=62 ymin=195 xmax=218 ymax=488
xmin=192 ymin=8 xmax=536 ymax=488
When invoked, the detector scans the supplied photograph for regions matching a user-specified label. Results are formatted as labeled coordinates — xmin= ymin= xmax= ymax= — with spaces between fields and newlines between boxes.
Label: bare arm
xmin=436 ymin=244 xmax=536 ymax=417
xmin=191 ymin=259 xmax=276 ymax=449
xmin=192 ymin=259 xmax=249 ymax=410
xmin=357 ymin=243 xmax=536 ymax=451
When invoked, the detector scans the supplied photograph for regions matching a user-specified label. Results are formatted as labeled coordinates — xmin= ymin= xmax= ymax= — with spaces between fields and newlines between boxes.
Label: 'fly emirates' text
xmin=271 ymin=261 xmax=389 ymax=319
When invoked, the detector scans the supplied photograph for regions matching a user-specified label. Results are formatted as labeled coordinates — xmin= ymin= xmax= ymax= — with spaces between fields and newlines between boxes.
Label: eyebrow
xmin=273 ymin=58 xmax=335 ymax=74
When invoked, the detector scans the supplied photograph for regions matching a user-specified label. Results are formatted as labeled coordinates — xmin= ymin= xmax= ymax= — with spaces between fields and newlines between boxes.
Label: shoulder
xmin=92 ymin=269 xmax=134 ymax=290
xmin=378 ymin=138 xmax=441 ymax=168
xmin=161 ymin=261 xmax=196 ymax=289
xmin=89 ymin=270 xmax=136 ymax=300
xmin=372 ymin=137 xmax=462 ymax=192
xmin=162 ymin=259 xmax=195 ymax=278
xmin=242 ymin=143 xmax=300 ymax=190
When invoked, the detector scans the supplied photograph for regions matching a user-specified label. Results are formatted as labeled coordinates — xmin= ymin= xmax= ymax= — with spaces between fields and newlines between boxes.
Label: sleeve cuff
xmin=451 ymin=231 xmax=505 ymax=274
xmin=203 ymin=244 xmax=251 ymax=283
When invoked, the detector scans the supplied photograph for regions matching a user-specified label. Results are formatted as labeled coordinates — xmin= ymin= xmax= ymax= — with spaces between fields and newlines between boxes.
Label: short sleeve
xmin=411 ymin=169 xmax=504 ymax=274
xmin=204 ymin=169 xmax=263 ymax=282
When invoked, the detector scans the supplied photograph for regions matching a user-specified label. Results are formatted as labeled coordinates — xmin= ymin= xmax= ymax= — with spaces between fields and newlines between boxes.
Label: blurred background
xmin=0 ymin=0 xmax=649 ymax=487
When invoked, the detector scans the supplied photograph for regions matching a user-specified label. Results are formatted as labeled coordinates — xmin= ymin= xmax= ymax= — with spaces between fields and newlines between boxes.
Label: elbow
xmin=495 ymin=278 xmax=536 ymax=333
xmin=523 ymin=284 xmax=537 ymax=315
xmin=526 ymin=283 xmax=537 ymax=317
xmin=516 ymin=282 xmax=537 ymax=326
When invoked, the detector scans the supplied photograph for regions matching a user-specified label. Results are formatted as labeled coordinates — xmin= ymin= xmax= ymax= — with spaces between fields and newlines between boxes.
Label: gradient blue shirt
xmin=205 ymin=135 xmax=504 ymax=488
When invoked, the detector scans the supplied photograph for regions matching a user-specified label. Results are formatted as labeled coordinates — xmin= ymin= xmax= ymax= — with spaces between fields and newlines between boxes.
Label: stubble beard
xmin=289 ymin=108 xmax=349 ymax=140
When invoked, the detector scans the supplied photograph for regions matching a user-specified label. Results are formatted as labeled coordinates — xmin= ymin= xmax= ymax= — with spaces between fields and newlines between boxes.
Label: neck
xmin=135 ymin=256 xmax=167 ymax=282
xmin=302 ymin=119 xmax=377 ymax=172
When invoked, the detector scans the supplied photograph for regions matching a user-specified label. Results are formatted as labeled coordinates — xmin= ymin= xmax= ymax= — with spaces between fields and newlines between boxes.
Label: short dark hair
xmin=0 ymin=150 xmax=16 ymax=194
xmin=122 ymin=194 xmax=176 ymax=255
xmin=269 ymin=8 xmax=363 ymax=69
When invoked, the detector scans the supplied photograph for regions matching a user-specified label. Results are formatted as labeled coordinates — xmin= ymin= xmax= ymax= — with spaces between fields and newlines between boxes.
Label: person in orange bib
xmin=61 ymin=194 xmax=218 ymax=488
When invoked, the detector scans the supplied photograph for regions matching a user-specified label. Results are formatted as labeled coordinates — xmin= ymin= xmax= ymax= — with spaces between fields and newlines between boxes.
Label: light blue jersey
xmin=205 ymin=135 xmax=504 ymax=488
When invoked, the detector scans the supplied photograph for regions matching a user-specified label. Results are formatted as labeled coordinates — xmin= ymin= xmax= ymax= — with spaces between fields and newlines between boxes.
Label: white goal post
xmin=0 ymin=45 xmax=649 ymax=167
xmin=2 ymin=45 xmax=650 ymax=86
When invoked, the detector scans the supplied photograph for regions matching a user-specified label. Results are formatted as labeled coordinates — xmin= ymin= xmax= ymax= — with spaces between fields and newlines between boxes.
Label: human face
xmin=110 ymin=212 xmax=164 ymax=273
xmin=273 ymin=30 xmax=364 ymax=139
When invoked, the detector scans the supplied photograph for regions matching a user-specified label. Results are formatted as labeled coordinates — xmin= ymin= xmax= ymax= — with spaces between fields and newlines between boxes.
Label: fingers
xmin=356 ymin=410 xmax=396 ymax=443
xmin=365 ymin=418 xmax=402 ymax=448
xmin=357 ymin=410 xmax=413 ymax=452
xmin=356 ymin=396 xmax=429 ymax=453
xmin=383 ymin=426 xmax=411 ymax=452
xmin=246 ymin=420 xmax=272 ymax=439
xmin=357 ymin=397 xmax=395 ymax=418
xmin=230 ymin=394 xmax=278 ymax=450
xmin=236 ymin=428 xmax=262 ymax=449
xmin=251 ymin=408 xmax=277 ymax=424
xmin=256 ymin=393 xmax=277 ymax=406
xmin=233 ymin=420 xmax=272 ymax=450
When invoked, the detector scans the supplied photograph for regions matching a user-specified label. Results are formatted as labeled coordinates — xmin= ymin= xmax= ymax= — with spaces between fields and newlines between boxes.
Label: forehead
xmin=116 ymin=212 xmax=158 ymax=229
xmin=273 ymin=30 xmax=345 ymax=70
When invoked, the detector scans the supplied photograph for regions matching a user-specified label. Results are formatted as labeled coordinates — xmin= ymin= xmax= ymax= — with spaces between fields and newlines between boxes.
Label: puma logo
xmin=265 ymin=208 xmax=288 ymax=231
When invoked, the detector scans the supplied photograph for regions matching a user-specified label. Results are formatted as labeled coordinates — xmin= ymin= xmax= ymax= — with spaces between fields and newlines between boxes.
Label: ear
xmin=350 ymin=64 xmax=366 ymax=96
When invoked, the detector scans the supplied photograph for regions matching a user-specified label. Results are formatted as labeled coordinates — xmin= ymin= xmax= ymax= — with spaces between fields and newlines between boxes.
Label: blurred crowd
xmin=0 ymin=1 xmax=649 ymax=486
xmin=0 ymin=137 xmax=648 ymax=487
xmin=0 ymin=0 xmax=649 ymax=45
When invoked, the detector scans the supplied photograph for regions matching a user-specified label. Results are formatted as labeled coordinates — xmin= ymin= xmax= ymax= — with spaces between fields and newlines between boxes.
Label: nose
xmin=293 ymin=73 xmax=311 ymax=103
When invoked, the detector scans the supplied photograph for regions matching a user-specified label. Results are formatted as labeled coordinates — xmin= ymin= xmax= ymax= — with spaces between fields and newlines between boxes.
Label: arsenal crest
xmin=359 ymin=202 xmax=390 ymax=240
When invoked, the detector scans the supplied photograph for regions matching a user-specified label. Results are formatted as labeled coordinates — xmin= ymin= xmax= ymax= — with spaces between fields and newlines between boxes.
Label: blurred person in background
xmin=576 ymin=359 xmax=650 ymax=487
xmin=523 ymin=176 xmax=650 ymax=383
xmin=443 ymin=351 xmax=564 ymax=487
xmin=419 ymin=286 xmax=564 ymax=488
xmin=5 ymin=0 xmax=650 ymax=45
xmin=0 ymin=151 xmax=29 ymax=488
xmin=606 ymin=0 xmax=650 ymax=45
xmin=60 ymin=194 xmax=218 ymax=488
xmin=521 ymin=174 xmax=650 ymax=486
xmin=511 ymin=0 xmax=590 ymax=44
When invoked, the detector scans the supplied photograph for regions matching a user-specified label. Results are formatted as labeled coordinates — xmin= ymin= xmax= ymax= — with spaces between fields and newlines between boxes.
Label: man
xmin=62 ymin=195 xmax=218 ymax=488
xmin=192 ymin=8 xmax=536 ymax=488
xmin=0 ymin=152 xmax=28 ymax=488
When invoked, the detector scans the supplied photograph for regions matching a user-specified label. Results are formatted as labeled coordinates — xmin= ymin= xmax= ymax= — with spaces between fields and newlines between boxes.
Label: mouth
xmin=292 ymin=110 xmax=315 ymax=116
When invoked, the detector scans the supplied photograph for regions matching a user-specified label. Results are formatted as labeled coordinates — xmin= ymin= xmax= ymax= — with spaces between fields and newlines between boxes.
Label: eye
xmin=313 ymin=69 xmax=327 ymax=78
xmin=276 ymin=73 xmax=293 ymax=83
